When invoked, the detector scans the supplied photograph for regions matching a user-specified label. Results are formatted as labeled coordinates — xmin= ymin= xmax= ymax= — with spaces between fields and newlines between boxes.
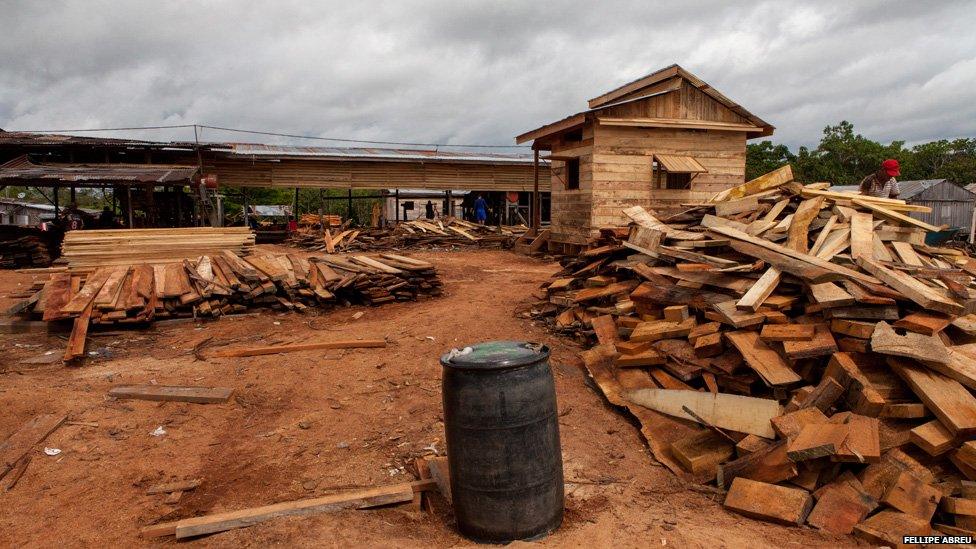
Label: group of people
xmin=423 ymin=194 xmax=490 ymax=224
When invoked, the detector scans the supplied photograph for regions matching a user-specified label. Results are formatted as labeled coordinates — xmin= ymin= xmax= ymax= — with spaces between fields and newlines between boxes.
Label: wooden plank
xmin=880 ymin=470 xmax=942 ymax=520
xmin=770 ymin=407 xmax=829 ymax=439
xmin=725 ymin=330 xmax=801 ymax=387
xmin=571 ymin=280 xmax=638 ymax=303
xmin=894 ymin=311 xmax=952 ymax=336
xmin=0 ymin=414 xmax=66 ymax=480
xmin=622 ymin=205 xmax=703 ymax=240
xmin=712 ymin=300 xmax=765 ymax=328
xmin=787 ymin=424 xmax=849 ymax=461
xmin=170 ymin=481 xmax=430 ymax=539
xmin=208 ymin=339 xmax=387 ymax=358
xmin=871 ymin=321 xmax=950 ymax=365
xmin=671 ymin=430 xmax=734 ymax=475
xmin=786 ymin=197 xmax=825 ymax=253
xmin=849 ymin=212 xmax=874 ymax=260
xmin=724 ymin=477 xmax=813 ymax=526
xmin=589 ymin=314 xmax=619 ymax=345
xmin=807 ymin=282 xmax=855 ymax=308
xmin=735 ymin=267 xmax=780 ymax=312
xmin=60 ymin=268 xmax=113 ymax=314
xmin=823 ymin=413 xmax=878 ymax=463
xmin=829 ymin=319 xmax=875 ymax=339
xmin=910 ymin=419 xmax=955 ymax=456
xmin=806 ymin=482 xmax=875 ymax=534
xmin=852 ymin=197 xmax=946 ymax=231
xmin=709 ymin=226 xmax=881 ymax=286
xmin=888 ymin=356 xmax=976 ymax=437
xmin=760 ymin=324 xmax=815 ymax=342
xmin=108 ymin=385 xmax=234 ymax=404
xmin=710 ymin=165 xmax=794 ymax=202
xmin=629 ymin=317 xmax=696 ymax=342
xmin=625 ymin=389 xmax=781 ymax=438
xmin=782 ymin=323 xmax=837 ymax=360
xmin=62 ymin=299 xmax=94 ymax=361
xmin=853 ymin=510 xmax=932 ymax=546
xmin=714 ymin=196 xmax=759 ymax=217
xmin=855 ymin=256 xmax=963 ymax=315
xmin=891 ymin=241 xmax=924 ymax=266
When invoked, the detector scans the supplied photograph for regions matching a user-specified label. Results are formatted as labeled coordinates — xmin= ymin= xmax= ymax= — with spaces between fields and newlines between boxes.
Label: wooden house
xmin=516 ymin=64 xmax=774 ymax=247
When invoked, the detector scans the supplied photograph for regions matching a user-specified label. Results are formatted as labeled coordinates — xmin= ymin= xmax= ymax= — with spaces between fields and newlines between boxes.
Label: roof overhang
xmin=0 ymin=155 xmax=199 ymax=187
xmin=515 ymin=113 xmax=587 ymax=146
xmin=598 ymin=116 xmax=763 ymax=136
xmin=654 ymin=154 xmax=707 ymax=174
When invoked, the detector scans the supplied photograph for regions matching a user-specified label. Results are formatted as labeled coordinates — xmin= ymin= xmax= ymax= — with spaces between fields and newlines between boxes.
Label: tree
xmin=745 ymin=141 xmax=795 ymax=181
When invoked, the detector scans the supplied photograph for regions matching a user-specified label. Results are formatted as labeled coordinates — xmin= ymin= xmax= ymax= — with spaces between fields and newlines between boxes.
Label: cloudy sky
xmin=1 ymin=0 xmax=973 ymax=151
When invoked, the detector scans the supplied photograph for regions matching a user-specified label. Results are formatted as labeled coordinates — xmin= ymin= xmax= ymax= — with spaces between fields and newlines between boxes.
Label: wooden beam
xmin=625 ymin=388 xmax=781 ymax=438
xmin=855 ymin=256 xmax=963 ymax=315
xmin=725 ymin=330 xmax=802 ymax=387
xmin=710 ymin=165 xmax=793 ymax=202
xmin=852 ymin=198 xmax=946 ymax=231
xmin=888 ymin=356 xmax=976 ymax=437
xmin=208 ymin=339 xmax=387 ymax=358
xmin=108 ymin=385 xmax=234 ymax=404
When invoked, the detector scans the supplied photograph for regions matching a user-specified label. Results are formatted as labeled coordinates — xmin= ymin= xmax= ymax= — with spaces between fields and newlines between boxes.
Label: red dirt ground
xmin=0 ymin=248 xmax=857 ymax=547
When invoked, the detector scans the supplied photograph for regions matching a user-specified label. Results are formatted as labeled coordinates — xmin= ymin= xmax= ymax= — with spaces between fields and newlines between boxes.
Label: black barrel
xmin=440 ymin=340 xmax=563 ymax=543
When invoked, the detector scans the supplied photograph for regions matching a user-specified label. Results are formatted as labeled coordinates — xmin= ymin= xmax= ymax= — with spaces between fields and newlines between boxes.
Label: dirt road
xmin=0 ymin=248 xmax=850 ymax=547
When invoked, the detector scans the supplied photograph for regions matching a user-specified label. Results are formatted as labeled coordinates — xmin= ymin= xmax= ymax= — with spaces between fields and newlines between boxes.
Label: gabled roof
xmin=516 ymin=64 xmax=774 ymax=145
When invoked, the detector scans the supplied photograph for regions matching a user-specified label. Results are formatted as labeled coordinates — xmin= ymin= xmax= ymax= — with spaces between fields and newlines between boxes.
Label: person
xmin=60 ymin=202 xmax=88 ymax=231
xmin=474 ymin=194 xmax=488 ymax=225
xmin=859 ymin=159 xmax=901 ymax=199
xmin=97 ymin=206 xmax=116 ymax=228
xmin=425 ymin=200 xmax=436 ymax=220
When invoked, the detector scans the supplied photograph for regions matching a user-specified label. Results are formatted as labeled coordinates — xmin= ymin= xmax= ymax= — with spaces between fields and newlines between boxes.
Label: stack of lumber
xmin=288 ymin=217 xmax=526 ymax=253
xmin=529 ymin=165 xmax=976 ymax=543
xmin=59 ymin=227 xmax=255 ymax=268
xmin=15 ymin=251 xmax=441 ymax=361
xmin=297 ymin=213 xmax=343 ymax=228
xmin=0 ymin=235 xmax=52 ymax=268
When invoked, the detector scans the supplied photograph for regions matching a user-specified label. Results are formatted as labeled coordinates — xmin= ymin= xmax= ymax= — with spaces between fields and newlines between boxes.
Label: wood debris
xmin=289 ymin=216 xmax=527 ymax=252
xmin=10 ymin=249 xmax=440 ymax=363
xmin=526 ymin=166 xmax=976 ymax=539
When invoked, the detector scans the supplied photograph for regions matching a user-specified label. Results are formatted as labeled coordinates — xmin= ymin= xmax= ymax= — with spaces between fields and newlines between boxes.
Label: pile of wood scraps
xmin=11 ymin=251 xmax=441 ymax=362
xmin=59 ymin=227 xmax=255 ymax=268
xmin=289 ymin=216 xmax=527 ymax=253
xmin=0 ymin=234 xmax=53 ymax=268
xmin=528 ymin=165 xmax=976 ymax=543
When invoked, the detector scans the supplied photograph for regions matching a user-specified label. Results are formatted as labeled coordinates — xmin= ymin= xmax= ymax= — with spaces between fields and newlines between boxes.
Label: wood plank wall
xmin=206 ymin=158 xmax=551 ymax=192
xmin=548 ymin=125 xmax=595 ymax=244
xmin=589 ymin=124 xmax=745 ymax=232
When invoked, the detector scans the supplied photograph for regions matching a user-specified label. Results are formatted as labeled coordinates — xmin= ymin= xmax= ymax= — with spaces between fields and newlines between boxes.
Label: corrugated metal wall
xmin=908 ymin=181 xmax=976 ymax=230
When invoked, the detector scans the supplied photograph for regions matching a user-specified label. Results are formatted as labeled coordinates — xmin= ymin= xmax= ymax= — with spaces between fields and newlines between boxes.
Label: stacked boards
xmin=60 ymin=227 xmax=255 ymax=268
xmin=22 ymin=251 xmax=441 ymax=361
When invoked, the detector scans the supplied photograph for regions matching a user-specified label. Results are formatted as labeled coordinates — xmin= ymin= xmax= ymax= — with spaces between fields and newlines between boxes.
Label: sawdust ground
xmin=0 ymin=247 xmax=856 ymax=547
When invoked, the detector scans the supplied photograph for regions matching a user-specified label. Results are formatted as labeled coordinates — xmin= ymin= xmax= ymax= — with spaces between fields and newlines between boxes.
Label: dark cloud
xmin=0 ymin=0 xmax=973 ymax=149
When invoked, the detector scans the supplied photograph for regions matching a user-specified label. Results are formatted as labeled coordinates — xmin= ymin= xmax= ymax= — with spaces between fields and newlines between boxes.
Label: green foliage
xmin=221 ymin=187 xmax=382 ymax=225
xmin=746 ymin=121 xmax=976 ymax=186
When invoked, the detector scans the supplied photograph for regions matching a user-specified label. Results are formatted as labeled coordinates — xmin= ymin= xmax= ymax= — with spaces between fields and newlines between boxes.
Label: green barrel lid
xmin=440 ymin=340 xmax=549 ymax=371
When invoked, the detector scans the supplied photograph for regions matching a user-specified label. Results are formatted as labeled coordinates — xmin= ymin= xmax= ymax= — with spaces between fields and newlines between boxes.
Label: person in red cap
xmin=859 ymin=159 xmax=901 ymax=198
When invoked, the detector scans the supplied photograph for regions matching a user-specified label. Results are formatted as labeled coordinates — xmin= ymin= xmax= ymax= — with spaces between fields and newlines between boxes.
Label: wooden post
xmin=242 ymin=188 xmax=249 ymax=228
xmin=318 ymin=189 xmax=324 ymax=235
xmin=347 ymin=189 xmax=353 ymax=222
xmin=395 ymin=189 xmax=400 ymax=222
xmin=126 ymin=185 xmax=134 ymax=228
xmin=53 ymin=185 xmax=59 ymax=216
xmin=293 ymin=187 xmax=299 ymax=220
xmin=446 ymin=190 xmax=452 ymax=218
xmin=69 ymin=185 xmax=76 ymax=204
xmin=533 ymin=148 xmax=540 ymax=231
xmin=969 ymin=201 xmax=975 ymax=244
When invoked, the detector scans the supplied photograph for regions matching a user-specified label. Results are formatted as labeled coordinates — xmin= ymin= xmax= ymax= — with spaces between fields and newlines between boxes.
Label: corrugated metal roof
xmin=0 ymin=131 xmax=180 ymax=147
xmin=0 ymin=155 xmax=198 ymax=184
xmin=0 ymin=198 xmax=99 ymax=214
xmin=897 ymin=179 xmax=948 ymax=200
xmin=216 ymin=143 xmax=538 ymax=164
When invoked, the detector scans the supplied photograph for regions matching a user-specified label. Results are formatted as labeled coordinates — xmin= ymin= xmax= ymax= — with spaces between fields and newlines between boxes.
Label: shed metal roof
xmin=215 ymin=143 xmax=538 ymax=164
xmin=0 ymin=155 xmax=199 ymax=185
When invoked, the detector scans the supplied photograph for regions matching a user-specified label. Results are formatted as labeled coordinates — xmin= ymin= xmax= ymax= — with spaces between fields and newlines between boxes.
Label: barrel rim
xmin=440 ymin=340 xmax=549 ymax=371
